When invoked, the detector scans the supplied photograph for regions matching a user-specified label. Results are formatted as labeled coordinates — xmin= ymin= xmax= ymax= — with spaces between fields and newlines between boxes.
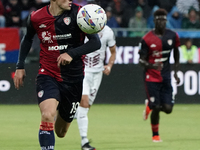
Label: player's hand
xmin=103 ymin=65 xmax=111 ymax=75
xmin=13 ymin=69 xmax=26 ymax=90
xmin=57 ymin=53 xmax=73 ymax=67
xmin=174 ymin=73 xmax=180 ymax=85
xmin=153 ymin=62 xmax=163 ymax=71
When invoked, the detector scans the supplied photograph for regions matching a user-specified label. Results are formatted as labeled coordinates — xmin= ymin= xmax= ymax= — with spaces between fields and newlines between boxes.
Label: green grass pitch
xmin=0 ymin=104 xmax=199 ymax=150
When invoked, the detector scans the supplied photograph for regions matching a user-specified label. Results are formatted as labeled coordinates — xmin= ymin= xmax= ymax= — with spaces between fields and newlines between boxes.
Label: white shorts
xmin=82 ymin=71 xmax=103 ymax=105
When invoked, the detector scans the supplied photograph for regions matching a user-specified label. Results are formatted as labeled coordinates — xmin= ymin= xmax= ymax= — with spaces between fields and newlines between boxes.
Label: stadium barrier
xmin=0 ymin=63 xmax=199 ymax=104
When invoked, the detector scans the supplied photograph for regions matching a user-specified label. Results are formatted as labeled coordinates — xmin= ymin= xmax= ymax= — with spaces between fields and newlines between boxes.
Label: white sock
xmin=77 ymin=106 xmax=89 ymax=146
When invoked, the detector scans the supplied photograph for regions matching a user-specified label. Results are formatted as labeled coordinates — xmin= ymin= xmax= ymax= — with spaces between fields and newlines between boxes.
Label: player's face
xmin=154 ymin=16 xmax=167 ymax=31
xmin=56 ymin=0 xmax=72 ymax=10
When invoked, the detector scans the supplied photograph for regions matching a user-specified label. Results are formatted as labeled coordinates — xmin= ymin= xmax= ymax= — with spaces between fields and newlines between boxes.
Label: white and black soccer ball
xmin=77 ymin=4 xmax=107 ymax=34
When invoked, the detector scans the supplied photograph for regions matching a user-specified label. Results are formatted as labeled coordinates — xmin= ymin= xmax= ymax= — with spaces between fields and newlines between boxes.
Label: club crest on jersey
xmin=167 ymin=39 xmax=173 ymax=45
xmin=64 ymin=17 xmax=71 ymax=25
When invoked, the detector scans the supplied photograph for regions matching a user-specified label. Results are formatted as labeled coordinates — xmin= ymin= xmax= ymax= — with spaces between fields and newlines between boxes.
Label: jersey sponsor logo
xmin=53 ymin=34 xmax=72 ymax=40
xmin=154 ymin=57 xmax=168 ymax=62
xmin=41 ymin=31 xmax=53 ymax=43
xmin=152 ymin=50 xmax=171 ymax=58
xmin=63 ymin=17 xmax=71 ymax=25
xmin=48 ymin=45 xmax=68 ymax=51
xmin=167 ymin=39 xmax=173 ymax=45
xmin=152 ymin=51 xmax=161 ymax=57
xmin=39 ymin=24 xmax=47 ymax=28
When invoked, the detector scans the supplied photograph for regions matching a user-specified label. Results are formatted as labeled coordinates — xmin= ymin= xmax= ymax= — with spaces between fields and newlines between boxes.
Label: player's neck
xmin=154 ymin=28 xmax=165 ymax=37
xmin=49 ymin=3 xmax=65 ymax=16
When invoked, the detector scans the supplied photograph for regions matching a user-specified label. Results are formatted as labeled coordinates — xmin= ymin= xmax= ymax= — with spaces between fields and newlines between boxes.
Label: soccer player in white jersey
xmin=77 ymin=25 xmax=116 ymax=150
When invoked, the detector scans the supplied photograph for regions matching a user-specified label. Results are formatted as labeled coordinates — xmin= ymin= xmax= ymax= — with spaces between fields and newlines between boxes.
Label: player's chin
xmin=62 ymin=4 xmax=72 ymax=10
xmin=63 ymin=6 xmax=71 ymax=11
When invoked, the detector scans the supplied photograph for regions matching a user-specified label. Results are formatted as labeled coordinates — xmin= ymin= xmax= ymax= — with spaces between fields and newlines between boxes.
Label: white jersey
xmin=84 ymin=25 xmax=116 ymax=72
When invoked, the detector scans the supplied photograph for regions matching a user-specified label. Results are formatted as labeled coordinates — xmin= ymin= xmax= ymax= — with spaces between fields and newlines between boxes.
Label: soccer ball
xmin=77 ymin=4 xmax=107 ymax=34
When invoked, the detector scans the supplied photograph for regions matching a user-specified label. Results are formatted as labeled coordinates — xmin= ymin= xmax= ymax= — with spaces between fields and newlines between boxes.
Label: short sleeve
xmin=107 ymin=27 xmax=116 ymax=47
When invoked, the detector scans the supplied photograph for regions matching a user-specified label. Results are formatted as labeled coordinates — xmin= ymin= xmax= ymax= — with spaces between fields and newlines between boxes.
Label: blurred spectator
xmin=0 ymin=0 xmax=5 ymax=27
xmin=105 ymin=6 xmax=119 ymax=28
xmin=148 ymin=0 xmax=176 ymax=13
xmin=128 ymin=6 xmax=146 ymax=37
xmin=128 ymin=6 xmax=146 ymax=28
xmin=99 ymin=0 xmax=112 ymax=9
xmin=32 ymin=0 xmax=48 ymax=10
xmin=4 ymin=0 xmax=22 ymax=27
xmin=108 ymin=0 xmax=131 ymax=27
xmin=181 ymin=7 xmax=200 ymax=29
xmin=180 ymin=38 xmax=199 ymax=64
xmin=176 ymin=0 xmax=199 ymax=16
xmin=20 ymin=0 xmax=31 ymax=27
xmin=136 ymin=0 xmax=151 ymax=19
xmin=167 ymin=6 xmax=182 ymax=29
xmin=147 ymin=5 xmax=159 ymax=28
xmin=73 ymin=0 xmax=87 ymax=6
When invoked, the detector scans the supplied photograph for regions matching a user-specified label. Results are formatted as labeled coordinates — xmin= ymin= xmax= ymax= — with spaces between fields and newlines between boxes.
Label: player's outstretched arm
xmin=67 ymin=33 xmax=101 ymax=59
xmin=103 ymin=45 xmax=116 ymax=75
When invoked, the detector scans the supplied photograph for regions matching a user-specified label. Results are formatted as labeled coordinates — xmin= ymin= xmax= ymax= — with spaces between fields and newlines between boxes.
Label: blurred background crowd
xmin=0 ymin=0 xmax=200 ymax=30
xmin=0 ymin=0 xmax=200 ymax=64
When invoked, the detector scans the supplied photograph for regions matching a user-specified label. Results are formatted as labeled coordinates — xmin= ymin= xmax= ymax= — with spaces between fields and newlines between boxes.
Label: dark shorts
xmin=145 ymin=79 xmax=174 ymax=109
xmin=36 ymin=74 xmax=82 ymax=122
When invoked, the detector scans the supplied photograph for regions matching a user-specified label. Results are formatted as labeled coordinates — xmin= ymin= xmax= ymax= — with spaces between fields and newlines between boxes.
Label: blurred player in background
xmin=77 ymin=24 xmax=116 ymax=150
xmin=76 ymin=2 xmax=116 ymax=149
xmin=13 ymin=0 xmax=101 ymax=150
xmin=138 ymin=8 xmax=180 ymax=142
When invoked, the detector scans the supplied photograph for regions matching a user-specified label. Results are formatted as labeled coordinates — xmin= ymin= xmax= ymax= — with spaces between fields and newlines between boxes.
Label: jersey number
xmin=70 ymin=102 xmax=79 ymax=114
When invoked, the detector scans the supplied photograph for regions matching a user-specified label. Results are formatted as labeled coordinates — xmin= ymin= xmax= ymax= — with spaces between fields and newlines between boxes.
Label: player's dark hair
xmin=154 ymin=8 xmax=167 ymax=17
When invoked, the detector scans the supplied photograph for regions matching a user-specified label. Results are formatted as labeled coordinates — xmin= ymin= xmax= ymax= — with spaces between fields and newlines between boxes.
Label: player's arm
xmin=173 ymin=46 xmax=180 ymax=84
xmin=57 ymin=33 xmax=101 ymax=66
xmin=138 ymin=40 xmax=163 ymax=71
xmin=14 ymin=14 xmax=36 ymax=89
xmin=104 ymin=45 xmax=116 ymax=75
xmin=173 ymin=33 xmax=181 ymax=84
